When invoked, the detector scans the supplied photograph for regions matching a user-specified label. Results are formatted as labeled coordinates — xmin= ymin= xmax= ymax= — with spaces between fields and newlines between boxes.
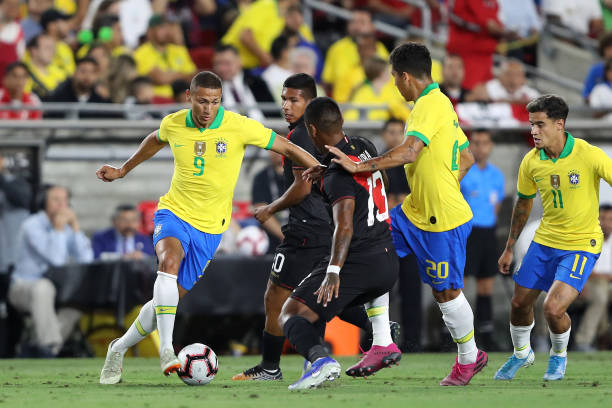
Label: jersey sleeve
xmin=288 ymin=128 xmax=317 ymax=169
xmin=240 ymin=115 xmax=276 ymax=149
xmin=405 ymin=99 xmax=443 ymax=146
xmin=592 ymin=146 xmax=612 ymax=187
xmin=323 ymin=168 xmax=357 ymax=206
xmin=157 ymin=115 xmax=171 ymax=143
xmin=457 ymin=126 xmax=469 ymax=151
xmin=516 ymin=154 xmax=536 ymax=199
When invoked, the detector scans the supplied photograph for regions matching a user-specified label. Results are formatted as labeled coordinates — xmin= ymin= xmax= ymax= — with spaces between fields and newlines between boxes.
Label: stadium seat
xmin=138 ymin=201 xmax=158 ymax=236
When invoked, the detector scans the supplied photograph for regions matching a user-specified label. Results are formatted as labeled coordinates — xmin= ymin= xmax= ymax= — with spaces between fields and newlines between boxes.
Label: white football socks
xmin=153 ymin=271 xmax=179 ymax=352
xmin=438 ymin=291 xmax=477 ymax=364
xmin=510 ymin=321 xmax=534 ymax=359
xmin=365 ymin=293 xmax=393 ymax=346
xmin=112 ymin=300 xmax=156 ymax=354
xmin=549 ymin=327 xmax=570 ymax=357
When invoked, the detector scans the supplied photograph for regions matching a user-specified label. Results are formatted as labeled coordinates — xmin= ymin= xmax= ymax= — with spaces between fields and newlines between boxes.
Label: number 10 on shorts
xmin=426 ymin=260 xmax=449 ymax=284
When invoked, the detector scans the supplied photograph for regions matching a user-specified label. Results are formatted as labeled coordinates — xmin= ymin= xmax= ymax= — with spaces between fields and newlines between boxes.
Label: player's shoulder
xmin=348 ymin=136 xmax=379 ymax=157
xmin=162 ymin=108 xmax=189 ymax=123
xmin=522 ymin=147 xmax=540 ymax=163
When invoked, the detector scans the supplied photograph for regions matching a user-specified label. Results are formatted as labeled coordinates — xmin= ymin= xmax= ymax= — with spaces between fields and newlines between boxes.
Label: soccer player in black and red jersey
xmin=233 ymin=74 xmax=399 ymax=381
xmin=278 ymin=97 xmax=399 ymax=390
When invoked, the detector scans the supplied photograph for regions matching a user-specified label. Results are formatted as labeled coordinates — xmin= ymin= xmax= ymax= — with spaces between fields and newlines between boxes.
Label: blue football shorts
xmin=514 ymin=241 xmax=600 ymax=293
xmin=153 ymin=209 xmax=222 ymax=291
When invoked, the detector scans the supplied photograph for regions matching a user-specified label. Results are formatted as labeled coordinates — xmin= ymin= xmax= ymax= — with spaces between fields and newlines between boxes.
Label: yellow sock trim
xmin=366 ymin=306 xmax=387 ymax=318
xmin=552 ymin=347 xmax=567 ymax=354
xmin=135 ymin=319 xmax=147 ymax=336
xmin=154 ymin=305 xmax=177 ymax=315
xmin=515 ymin=343 xmax=529 ymax=352
xmin=454 ymin=329 xmax=474 ymax=344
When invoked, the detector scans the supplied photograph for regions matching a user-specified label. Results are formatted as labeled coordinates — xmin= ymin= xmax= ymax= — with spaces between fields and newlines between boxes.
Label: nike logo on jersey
xmin=534 ymin=177 xmax=544 ymax=182
xmin=174 ymin=144 xmax=185 ymax=148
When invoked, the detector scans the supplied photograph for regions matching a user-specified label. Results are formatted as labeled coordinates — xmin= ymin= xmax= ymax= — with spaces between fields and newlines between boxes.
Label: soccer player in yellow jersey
xmin=317 ymin=43 xmax=487 ymax=386
xmin=495 ymin=95 xmax=612 ymax=381
xmin=96 ymin=71 xmax=321 ymax=384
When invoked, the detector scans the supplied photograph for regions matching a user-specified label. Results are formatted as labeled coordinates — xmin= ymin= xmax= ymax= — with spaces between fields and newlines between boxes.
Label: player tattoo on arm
xmin=355 ymin=136 xmax=425 ymax=173
xmin=458 ymin=148 xmax=475 ymax=182
xmin=506 ymin=197 xmax=534 ymax=249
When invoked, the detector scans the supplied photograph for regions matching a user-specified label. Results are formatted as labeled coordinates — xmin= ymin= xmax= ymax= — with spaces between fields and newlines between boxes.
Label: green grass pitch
xmin=1 ymin=353 xmax=611 ymax=408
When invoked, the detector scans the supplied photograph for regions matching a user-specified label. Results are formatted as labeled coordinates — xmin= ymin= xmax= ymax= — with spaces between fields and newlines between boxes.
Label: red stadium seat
xmin=189 ymin=47 xmax=215 ymax=70
xmin=138 ymin=200 xmax=158 ymax=236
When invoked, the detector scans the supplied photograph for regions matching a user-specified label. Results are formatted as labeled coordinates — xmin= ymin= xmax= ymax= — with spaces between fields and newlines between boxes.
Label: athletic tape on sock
xmin=154 ymin=305 xmax=177 ymax=315
xmin=366 ymin=306 xmax=387 ymax=318
xmin=135 ymin=319 xmax=148 ymax=336
xmin=453 ymin=329 xmax=474 ymax=344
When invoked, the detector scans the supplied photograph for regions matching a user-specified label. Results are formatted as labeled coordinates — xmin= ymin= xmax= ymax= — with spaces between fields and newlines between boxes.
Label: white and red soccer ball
xmin=177 ymin=343 xmax=218 ymax=386
xmin=236 ymin=225 xmax=269 ymax=256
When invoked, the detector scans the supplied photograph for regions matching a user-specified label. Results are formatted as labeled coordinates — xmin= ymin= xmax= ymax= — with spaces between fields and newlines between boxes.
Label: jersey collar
xmin=416 ymin=82 xmax=439 ymax=101
xmin=539 ymin=131 xmax=574 ymax=162
xmin=288 ymin=115 xmax=304 ymax=131
xmin=185 ymin=106 xmax=225 ymax=132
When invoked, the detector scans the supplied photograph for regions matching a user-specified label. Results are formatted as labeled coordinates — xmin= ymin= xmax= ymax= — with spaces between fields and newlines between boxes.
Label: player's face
xmin=188 ymin=86 xmax=222 ymax=127
xmin=470 ymin=131 xmax=493 ymax=163
xmin=114 ymin=210 xmax=140 ymax=237
xmin=600 ymin=210 xmax=612 ymax=236
xmin=281 ymin=88 xmax=308 ymax=124
xmin=529 ymin=111 xmax=565 ymax=150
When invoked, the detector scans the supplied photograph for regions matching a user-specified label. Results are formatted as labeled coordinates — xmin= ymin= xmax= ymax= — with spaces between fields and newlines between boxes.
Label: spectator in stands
xmin=221 ymin=0 xmax=314 ymax=69
xmin=87 ymin=43 xmax=111 ymax=81
xmin=368 ymin=0 xmax=416 ymax=28
xmin=124 ymin=76 xmax=157 ymax=120
xmin=583 ymin=32 xmax=612 ymax=101
xmin=322 ymin=8 xmax=388 ymax=99
xmin=92 ymin=204 xmax=154 ymax=261
xmin=212 ymin=44 xmax=275 ymax=121
xmin=133 ymin=14 xmax=196 ymax=100
xmin=7 ymin=184 xmax=93 ymax=357
xmin=447 ymin=0 xmax=507 ymax=89
xmin=497 ymin=0 xmax=542 ymax=65
xmin=262 ymin=35 xmax=294 ymax=105
xmin=469 ymin=59 xmax=539 ymax=104
xmin=0 ymin=153 xmax=32 ymax=273
xmin=344 ymin=56 xmax=410 ymax=121
xmin=46 ymin=57 xmax=113 ymax=118
xmin=281 ymin=4 xmax=322 ymax=79
xmin=171 ymin=79 xmax=189 ymax=103
xmin=603 ymin=0 xmax=612 ymax=31
xmin=41 ymin=8 xmax=74 ymax=77
xmin=574 ymin=204 xmax=612 ymax=351
xmin=116 ymin=0 xmax=152 ymax=50
xmin=288 ymin=46 xmax=325 ymax=97
xmin=24 ymin=34 xmax=66 ymax=98
xmin=0 ymin=0 xmax=26 ymax=83
xmin=251 ymin=151 xmax=287 ymax=253
xmin=333 ymin=32 xmax=378 ymax=103
xmin=20 ymin=0 xmax=52 ymax=42
xmin=460 ymin=129 xmax=505 ymax=351
xmin=542 ymin=0 xmax=603 ymax=38
xmin=76 ymin=13 xmax=129 ymax=59
xmin=107 ymin=54 xmax=137 ymax=104
xmin=589 ymin=58 xmax=612 ymax=111
xmin=0 ymin=62 xmax=41 ymax=120
xmin=439 ymin=54 xmax=469 ymax=105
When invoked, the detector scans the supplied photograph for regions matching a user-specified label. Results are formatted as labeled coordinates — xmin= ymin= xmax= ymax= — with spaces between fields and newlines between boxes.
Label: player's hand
xmin=96 ymin=165 xmax=124 ymax=182
xmin=498 ymin=247 xmax=514 ymax=275
xmin=314 ymin=273 xmax=340 ymax=307
xmin=327 ymin=145 xmax=358 ymax=173
xmin=302 ymin=164 xmax=327 ymax=182
xmin=253 ymin=205 xmax=273 ymax=224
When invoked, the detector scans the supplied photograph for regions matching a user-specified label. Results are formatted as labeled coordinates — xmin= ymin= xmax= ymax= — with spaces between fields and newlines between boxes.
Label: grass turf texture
xmin=1 ymin=353 xmax=611 ymax=408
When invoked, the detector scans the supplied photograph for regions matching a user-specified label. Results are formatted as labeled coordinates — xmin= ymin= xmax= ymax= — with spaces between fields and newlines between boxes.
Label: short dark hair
xmin=382 ymin=117 xmax=404 ymax=131
xmin=113 ymin=203 xmax=137 ymax=219
xmin=283 ymin=73 xmax=317 ymax=100
xmin=598 ymin=31 xmax=612 ymax=57
xmin=526 ymin=94 xmax=569 ymax=121
xmin=389 ymin=42 xmax=432 ymax=79
xmin=271 ymin=35 xmax=290 ymax=61
xmin=304 ymin=97 xmax=343 ymax=134
xmin=5 ymin=61 xmax=28 ymax=76
xmin=76 ymin=56 xmax=99 ymax=68
xmin=363 ymin=56 xmax=387 ymax=81
xmin=600 ymin=203 xmax=612 ymax=212
xmin=130 ymin=76 xmax=153 ymax=93
xmin=190 ymin=71 xmax=222 ymax=90
xmin=214 ymin=44 xmax=239 ymax=56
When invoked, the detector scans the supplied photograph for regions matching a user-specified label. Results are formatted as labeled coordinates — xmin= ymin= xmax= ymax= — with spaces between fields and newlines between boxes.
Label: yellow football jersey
xmin=157 ymin=107 xmax=276 ymax=234
xmin=517 ymin=133 xmax=612 ymax=254
xmin=401 ymin=83 xmax=473 ymax=232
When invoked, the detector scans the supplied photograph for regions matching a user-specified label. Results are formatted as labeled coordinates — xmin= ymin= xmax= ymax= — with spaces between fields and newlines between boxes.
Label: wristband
xmin=326 ymin=265 xmax=341 ymax=275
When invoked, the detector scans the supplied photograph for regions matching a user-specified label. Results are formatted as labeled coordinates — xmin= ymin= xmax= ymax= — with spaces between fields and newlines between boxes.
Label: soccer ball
xmin=177 ymin=343 xmax=218 ymax=386
xmin=236 ymin=225 xmax=269 ymax=256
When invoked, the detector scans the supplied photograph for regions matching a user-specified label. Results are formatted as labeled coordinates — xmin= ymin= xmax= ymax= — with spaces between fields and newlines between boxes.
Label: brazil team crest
xmin=215 ymin=138 xmax=228 ymax=158
xmin=194 ymin=141 xmax=206 ymax=156
xmin=568 ymin=170 xmax=580 ymax=185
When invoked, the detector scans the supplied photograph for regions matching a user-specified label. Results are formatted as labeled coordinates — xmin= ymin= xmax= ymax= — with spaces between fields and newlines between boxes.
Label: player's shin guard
xmin=549 ymin=327 xmax=570 ymax=357
xmin=261 ymin=331 xmax=286 ymax=370
xmin=283 ymin=316 xmax=328 ymax=363
xmin=339 ymin=306 xmax=371 ymax=333
xmin=510 ymin=321 xmax=535 ymax=359
xmin=153 ymin=271 xmax=179 ymax=351
xmin=366 ymin=293 xmax=392 ymax=347
xmin=438 ymin=292 xmax=478 ymax=364
xmin=112 ymin=300 xmax=156 ymax=354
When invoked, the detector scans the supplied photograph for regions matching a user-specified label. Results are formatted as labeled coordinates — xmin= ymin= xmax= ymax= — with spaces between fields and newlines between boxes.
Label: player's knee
xmin=543 ymin=299 xmax=565 ymax=321
xmin=264 ymin=284 xmax=289 ymax=313
xmin=157 ymin=251 xmax=182 ymax=274
xmin=510 ymin=295 xmax=532 ymax=312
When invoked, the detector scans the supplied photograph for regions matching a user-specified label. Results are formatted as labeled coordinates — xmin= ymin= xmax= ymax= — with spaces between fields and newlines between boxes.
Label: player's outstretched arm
xmin=315 ymin=199 xmax=355 ymax=307
xmin=458 ymin=147 xmax=475 ymax=182
xmin=96 ymin=130 xmax=166 ymax=182
xmin=269 ymin=134 xmax=321 ymax=169
xmin=499 ymin=197 xmax=533 ymax=275
xmin=253 ymin=168 xmax=311 ymax=224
